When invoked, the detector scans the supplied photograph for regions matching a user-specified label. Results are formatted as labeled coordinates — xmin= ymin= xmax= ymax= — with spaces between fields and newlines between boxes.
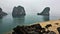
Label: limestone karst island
xmin=0 ymin=0 xmax=60 ymax=34
xmin=0 ymin=8 xmax=7 ymax=18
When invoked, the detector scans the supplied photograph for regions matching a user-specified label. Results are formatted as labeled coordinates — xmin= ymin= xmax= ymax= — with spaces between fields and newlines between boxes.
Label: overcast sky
xmin=0 ymin=0 xmax=60 ymax=15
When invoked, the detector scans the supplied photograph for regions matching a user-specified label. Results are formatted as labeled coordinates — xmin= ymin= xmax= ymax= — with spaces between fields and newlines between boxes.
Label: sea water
xmin=0 ymin=14 xmax=60 ymax=34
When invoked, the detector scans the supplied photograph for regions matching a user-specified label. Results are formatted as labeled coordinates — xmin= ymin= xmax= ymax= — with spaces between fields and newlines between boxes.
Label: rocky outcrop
xmin=37 ymin=7 xmax=50 ymax=16
xmin=12 ymin=24 xmax=56 ymax=34
xmin=12 ymin=6 xmax=26 ymax=17
xmin=0 ymin=8 xmax=7 ymax=17
xmin=57 ymin=27 xmax=60 ymax=34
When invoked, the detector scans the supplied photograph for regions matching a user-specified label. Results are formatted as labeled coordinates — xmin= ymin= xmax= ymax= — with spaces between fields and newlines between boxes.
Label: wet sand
xmin=5 ymin=20 xmax=60 ymax=34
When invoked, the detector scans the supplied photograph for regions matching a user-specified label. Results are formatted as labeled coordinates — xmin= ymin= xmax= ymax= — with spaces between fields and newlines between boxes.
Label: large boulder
xmin=12 ymin=6 xmax=26 ymax=17
xmin=0 ymin=8 xmax=7 ymax=17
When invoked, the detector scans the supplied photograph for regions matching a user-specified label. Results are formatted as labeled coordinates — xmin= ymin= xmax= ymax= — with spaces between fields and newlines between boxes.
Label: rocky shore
xmin=6 ymin=20 xmax=60 ymax=34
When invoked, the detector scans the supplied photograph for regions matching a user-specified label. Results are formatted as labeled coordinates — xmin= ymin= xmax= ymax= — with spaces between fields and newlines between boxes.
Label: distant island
xmin=12 ymin=6 xmax=26 ymax=17
xmin=37 ymin=7 xmax=50 ymax=16
xmin=0 ymin=8 xmax=7 ymax=17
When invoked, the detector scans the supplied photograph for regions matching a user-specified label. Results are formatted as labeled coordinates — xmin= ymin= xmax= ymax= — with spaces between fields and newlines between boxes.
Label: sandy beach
xmin=39 ymin=20 xmax=60 ymax=34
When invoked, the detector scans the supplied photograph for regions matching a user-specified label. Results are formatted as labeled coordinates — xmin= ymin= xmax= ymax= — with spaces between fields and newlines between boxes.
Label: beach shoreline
xmin=5 ymin=20 xmax=60 ymax=34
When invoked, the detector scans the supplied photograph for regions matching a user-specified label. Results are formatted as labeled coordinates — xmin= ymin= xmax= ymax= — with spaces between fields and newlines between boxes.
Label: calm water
xmin=0 ymin=0 xmax=60 ymax=34
xmin=0 ymin=14 xmax=60 ymax=34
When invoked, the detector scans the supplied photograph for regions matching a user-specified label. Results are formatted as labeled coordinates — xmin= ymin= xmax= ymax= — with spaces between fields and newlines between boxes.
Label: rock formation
xmin=57 ymin=27 xmax=60 ymax=34
xmin=12 ymin=6 xmax=26 ymax=17
xmin=12 ymin=24 xmax=56 ymax=34
xmin=37 ymin=7 xmax=50 ymax=16
xmin=0 ymin=8 xmax=7 ymax=17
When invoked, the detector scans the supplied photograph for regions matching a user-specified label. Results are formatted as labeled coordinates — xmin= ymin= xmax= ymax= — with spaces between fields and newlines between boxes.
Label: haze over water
xmin=0 ymin=0 xmax=60 ymax=15
xmin=0 ymin=0 xmax=60 ymax=34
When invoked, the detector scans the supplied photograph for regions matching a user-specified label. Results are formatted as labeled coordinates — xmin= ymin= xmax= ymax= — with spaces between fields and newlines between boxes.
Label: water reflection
xmin=0 ymin=14 xmax=49 ymax=34
xmin=0 ymin=17 xmax=3 ymax=19
xmin=12 ymin=16 xmax=25 ymax=25
xmin=0 ymin=17 xmax=3 ymax=34
xmin=43 ymin=15 xmax=49 ymax=21
xmin=0 ymin=18 xmax=3 ymax=24
xmin=0 ymin=17 xmax=3 ymax=23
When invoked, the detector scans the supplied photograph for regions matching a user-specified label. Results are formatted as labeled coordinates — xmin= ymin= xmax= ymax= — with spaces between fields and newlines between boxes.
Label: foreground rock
xmin=6 ymin=20 xmax=60 ymax=34
xmin=12 ymin=6 xmax=26 ymax=17
xmin=0 ymin=8 xmax=7 ymax=17
xmin=12 ymin=24 xmax=56 ymax=34
xmin=57 ymin=27 xmax=60 ymax=34
xmin=37 ymin=7 xmax=50 ymax=16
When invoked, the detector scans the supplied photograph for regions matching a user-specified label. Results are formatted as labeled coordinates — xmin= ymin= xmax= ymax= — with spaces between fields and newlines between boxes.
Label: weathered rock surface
xmin=0 ymin=8 xmax=7 ymax=17
xmin=12 ymin=6 xmax=26 ymax=17
xmin=37 ymin=7 xmax=50 ymax=16
xmin=12 ymin=24 xmax=56 ymax=34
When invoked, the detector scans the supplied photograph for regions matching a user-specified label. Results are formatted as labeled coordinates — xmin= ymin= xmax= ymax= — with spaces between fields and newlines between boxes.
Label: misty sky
xmin=0 ymin=0 xmax=60 ymax=15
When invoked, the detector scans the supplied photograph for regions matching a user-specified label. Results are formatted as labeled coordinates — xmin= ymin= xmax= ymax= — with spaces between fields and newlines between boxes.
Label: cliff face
xmin=12 ymin=6 xmax=26 ymax=17
xmin=0 ymin=8 xmax=7 ymax=17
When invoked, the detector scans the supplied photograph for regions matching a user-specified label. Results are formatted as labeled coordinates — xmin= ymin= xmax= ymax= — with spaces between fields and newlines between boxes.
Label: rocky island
xmin=37 ymin=7 xmax=50 ymax=16
xmin=0 ymin=8 xmax=7 ymax=17
xmin=12 ymin=6 xmax=26 ymax=17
